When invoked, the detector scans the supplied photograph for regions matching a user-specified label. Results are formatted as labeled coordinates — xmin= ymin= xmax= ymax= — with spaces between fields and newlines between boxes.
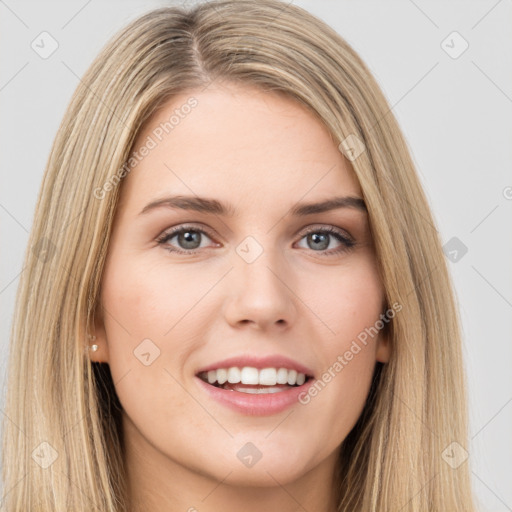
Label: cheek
xmin=297 ymin=256 xmax=383 ymax=428
xmin=99 ymin=258 xmax=203 ymax=450
xmin=98 ymin=252 xmax=201 ymax=405
xmin=304 ymin=254 xmax=384 ymax=346
xmin=101 ymin=250 xmax=209 ymax=348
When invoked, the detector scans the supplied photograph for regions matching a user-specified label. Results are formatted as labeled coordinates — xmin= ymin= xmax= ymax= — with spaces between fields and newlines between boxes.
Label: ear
xmin=88 ymin=300 xmax=110 ymax=364
xmin=375 ymin=330 xmax=391 ymax=364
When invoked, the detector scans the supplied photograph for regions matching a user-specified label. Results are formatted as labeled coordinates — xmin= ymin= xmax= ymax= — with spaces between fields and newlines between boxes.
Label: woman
xmin=2 ymin=0 xmax=476 ymax=510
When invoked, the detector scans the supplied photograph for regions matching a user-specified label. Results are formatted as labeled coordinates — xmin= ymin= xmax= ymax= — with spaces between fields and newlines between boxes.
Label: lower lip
xmin=195 ymin=376 xmax=315 ymax=416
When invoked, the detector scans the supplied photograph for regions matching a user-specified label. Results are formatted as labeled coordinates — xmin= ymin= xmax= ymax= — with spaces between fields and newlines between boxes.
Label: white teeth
xmin=235 ymin=386 xmax=285 ymax=394
xmin=217 ymin=368 xmax=228 ymax=385
xmin=200 ymin=366 xmax=309 ymax=387
xmin=259 ymin=368 xmax=277 ymax=386
xmin=227 ymin=367 xmax=241 ymax=383
xmin=240 ymin=367 xmax=259 ymax=385
xmin=287 ymin=369 xmax=297 ymax=385
xmin=276 ymin=367 xmax=288 ymax=384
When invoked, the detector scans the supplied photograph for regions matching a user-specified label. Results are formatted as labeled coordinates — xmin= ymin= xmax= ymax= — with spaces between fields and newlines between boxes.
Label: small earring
xmin=86 ymin=334 xmax=98 ymax=353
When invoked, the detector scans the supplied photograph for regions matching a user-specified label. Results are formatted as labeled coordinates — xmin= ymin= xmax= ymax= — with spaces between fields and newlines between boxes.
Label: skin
xmin=92 ymin=81 xmax=390 ymax=512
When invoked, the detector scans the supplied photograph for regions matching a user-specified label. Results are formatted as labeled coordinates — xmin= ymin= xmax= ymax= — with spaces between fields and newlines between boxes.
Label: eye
xmin=156 ymin=225 xmax=217 ymax=254
xmin=295 ymin=226 xmax=355 ymax=256
xmin=156 ymin=224 xmax=355 ymax=256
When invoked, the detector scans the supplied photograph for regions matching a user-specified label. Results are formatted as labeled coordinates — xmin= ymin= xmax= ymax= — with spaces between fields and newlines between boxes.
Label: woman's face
xmin=93 ymin=82 xmax=390 ymax=489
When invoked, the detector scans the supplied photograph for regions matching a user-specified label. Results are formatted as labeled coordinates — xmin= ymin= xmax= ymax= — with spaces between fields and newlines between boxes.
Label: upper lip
xmin=196 ymin=355 xmax=315 ymax=378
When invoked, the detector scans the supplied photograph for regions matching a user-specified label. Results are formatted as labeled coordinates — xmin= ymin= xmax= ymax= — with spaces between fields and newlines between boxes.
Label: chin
xmin=219 ymin=462 xmax=311 ymax=488
xmin=199 ymin=447 xmax=316 ymax=487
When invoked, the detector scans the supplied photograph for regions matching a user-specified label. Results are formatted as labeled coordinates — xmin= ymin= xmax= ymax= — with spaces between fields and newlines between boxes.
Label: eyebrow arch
xmin=139 ymin=194 xmax=367 ymax=217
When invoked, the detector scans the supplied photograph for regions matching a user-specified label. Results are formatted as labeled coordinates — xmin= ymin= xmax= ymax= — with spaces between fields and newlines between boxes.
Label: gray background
xmin=1 ymin=1 xmax=511 ymax=510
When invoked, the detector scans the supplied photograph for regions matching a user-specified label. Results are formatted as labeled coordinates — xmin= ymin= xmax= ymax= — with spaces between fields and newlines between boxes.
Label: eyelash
xmin=155 ymin=224 xmax=356 ymax=257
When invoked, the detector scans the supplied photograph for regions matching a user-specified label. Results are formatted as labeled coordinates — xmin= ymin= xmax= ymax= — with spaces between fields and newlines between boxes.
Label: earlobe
xmin=87 ymin=305 xmax=110 ymax=363
xmin=375 ymin=333 xmax=391 ymax=363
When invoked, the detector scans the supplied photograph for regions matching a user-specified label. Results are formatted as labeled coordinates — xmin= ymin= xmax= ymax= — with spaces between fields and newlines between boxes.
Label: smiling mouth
xmin=196 ymin=367 xmax=314 ymax=394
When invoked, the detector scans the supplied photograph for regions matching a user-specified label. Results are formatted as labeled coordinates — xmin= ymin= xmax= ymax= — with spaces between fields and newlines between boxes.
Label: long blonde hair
xmin=2 ymin=1 xmax=476 ymax=510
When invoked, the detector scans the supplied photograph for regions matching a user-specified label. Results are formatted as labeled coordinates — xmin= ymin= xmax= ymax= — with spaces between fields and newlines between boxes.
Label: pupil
xmin=309 ymin=233 xmax=328 ymax=250
xmin=179 ymin=231 xmax=200 ymax=249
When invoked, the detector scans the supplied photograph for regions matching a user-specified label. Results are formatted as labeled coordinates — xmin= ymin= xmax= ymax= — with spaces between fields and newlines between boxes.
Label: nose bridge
xmin=223 ymin=234 xmax=297 ymax=328
xmin=235 ymin=234 xmax=287 ymax=295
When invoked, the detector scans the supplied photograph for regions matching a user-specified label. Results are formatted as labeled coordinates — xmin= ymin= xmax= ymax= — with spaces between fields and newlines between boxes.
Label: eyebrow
xmin=139 ymin=194 xmax=367 ymax=217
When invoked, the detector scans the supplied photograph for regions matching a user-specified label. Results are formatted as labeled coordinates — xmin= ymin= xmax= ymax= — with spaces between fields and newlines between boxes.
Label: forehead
xmin=120 ymin=83 xmax=362 ymax=214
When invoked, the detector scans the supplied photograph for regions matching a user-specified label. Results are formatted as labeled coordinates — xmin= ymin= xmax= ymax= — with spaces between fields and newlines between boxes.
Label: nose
xmin=222 ymin=246 xmax=298 ymax=331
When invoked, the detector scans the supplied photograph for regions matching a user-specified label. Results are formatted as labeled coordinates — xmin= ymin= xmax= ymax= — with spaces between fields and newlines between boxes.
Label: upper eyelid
xmin=157 ymin=223 xmax=216 ymax=241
